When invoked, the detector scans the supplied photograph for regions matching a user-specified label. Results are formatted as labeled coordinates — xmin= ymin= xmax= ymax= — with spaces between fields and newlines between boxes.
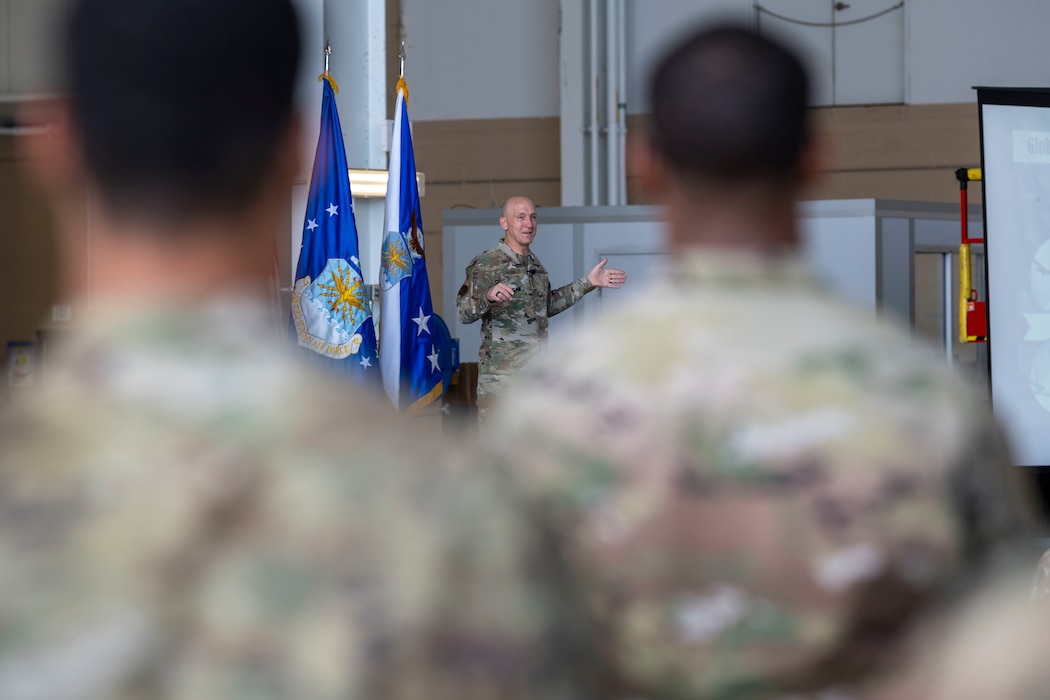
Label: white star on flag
xmin=326 ymin=203 xmax=339 ymax=217
xmin=427 ymin=346 xmax=440 ymax=373
xmin=305 ymin=218 xmax=318 ymax=232
xmin=412 ymin=308 xmax=431 ymax=336
xmin=360 ymin=355 xmax=372 ymax=369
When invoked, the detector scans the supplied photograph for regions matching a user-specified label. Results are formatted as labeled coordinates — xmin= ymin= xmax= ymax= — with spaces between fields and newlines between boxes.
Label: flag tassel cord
xmin=408 ymin=382 xmax=443 ymax=414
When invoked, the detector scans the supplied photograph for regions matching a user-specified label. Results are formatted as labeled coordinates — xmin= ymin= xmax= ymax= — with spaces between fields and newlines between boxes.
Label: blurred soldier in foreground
xmin=0 ymin=0 xmax=599 ymax=698
xmin=456 ymin=195 xmax=626 ymax=424
xmin=490 ymin=24 xmax=1034 ymax=700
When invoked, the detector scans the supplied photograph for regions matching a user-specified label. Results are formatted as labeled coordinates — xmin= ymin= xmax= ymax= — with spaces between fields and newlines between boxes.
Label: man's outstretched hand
xmin=587 ymin=258 xmax=627 ymax=289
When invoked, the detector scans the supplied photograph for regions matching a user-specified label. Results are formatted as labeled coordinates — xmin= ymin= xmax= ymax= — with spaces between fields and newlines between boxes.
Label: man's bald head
xmin=501 ymin=196 xmax=535 ymax=219
xmin=499 ymin=196 xmax=538 ymax=256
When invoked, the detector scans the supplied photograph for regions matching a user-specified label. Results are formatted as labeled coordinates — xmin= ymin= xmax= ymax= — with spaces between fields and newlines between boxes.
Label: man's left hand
xmin=587 ymin=258 xmax=627 ymax=289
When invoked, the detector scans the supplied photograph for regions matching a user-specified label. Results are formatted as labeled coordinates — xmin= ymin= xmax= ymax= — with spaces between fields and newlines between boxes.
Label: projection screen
xmin=979 ymin=87 xmax=1050 ymax=468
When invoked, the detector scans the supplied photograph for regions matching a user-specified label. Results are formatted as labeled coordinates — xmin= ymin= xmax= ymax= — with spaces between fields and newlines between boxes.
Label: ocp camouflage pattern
xmin=0 ymin=297 xmax=601 ymax=700
xmin=457 ymin=239 xmax=593 ymax=419
xmin=489 ymin=249 xmax=1031 ymax=700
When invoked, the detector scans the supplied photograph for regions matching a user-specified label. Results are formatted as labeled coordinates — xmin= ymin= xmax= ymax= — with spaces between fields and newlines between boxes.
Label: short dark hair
xmin=64 ymin=0 xmax=301 ymax=222
xmin=648 ymin=24 xmax=810 ymax=183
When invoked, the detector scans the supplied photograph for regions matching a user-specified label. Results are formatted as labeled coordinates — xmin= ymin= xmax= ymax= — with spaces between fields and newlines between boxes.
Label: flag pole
xmin=396 ymin=43 xmax=408 ymax=103
xmin=381 ymin=38 xmax=440 ymax=411
xmin=319 ymin=41 xmax=338 ymax=92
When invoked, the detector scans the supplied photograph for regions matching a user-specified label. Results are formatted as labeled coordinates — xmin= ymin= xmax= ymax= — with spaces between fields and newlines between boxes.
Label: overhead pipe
xmin=605 ymin=0 xmax=617 ymax=205
xmin=613 ymin=0 xmax=621 ymax=205
xmin=588 ymin=0 xmax=600 ymax=205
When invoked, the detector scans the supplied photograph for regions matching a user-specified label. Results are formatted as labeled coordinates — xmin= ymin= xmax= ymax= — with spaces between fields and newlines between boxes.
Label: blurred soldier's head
xmin=647 ymin=24 xmax=811 ymax=187
xmin=57 ymin=0 xmax=301 ymax=226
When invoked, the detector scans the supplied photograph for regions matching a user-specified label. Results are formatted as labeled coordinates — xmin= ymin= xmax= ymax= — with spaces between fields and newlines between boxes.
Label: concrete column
xmin=288 ymin=0 xmax=387 ymax=288
xmin=326 ymin=0 xmax=387 ymax=286
xmin=292 ymin=0 xmax=325 ymax=180
xmin=560 ymin=0 xmax=586 ymax=206
xmin=287 ymin=0 xmax=324 ymax=290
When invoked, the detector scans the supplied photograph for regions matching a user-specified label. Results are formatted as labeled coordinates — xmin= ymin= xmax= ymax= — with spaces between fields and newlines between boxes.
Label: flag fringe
xmin=318 ymin=72 xmax=340 ymax=93
xmin=407 ymin=381 xmax=443 ymax=414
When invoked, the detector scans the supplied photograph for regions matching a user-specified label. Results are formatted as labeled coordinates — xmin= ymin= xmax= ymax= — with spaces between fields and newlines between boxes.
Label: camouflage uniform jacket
xmin=0 ymin=297 xmax=600 ymax=700
xmin=456 ymin=240 xmax=594 ymax=400
xmin=489 ymin=249 xmax=1029 ymax=700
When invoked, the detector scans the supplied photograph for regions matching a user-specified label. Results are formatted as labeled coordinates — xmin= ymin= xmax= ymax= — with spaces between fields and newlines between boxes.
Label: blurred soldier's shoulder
xmin=0 ymin=301 xmax=600 ymax=698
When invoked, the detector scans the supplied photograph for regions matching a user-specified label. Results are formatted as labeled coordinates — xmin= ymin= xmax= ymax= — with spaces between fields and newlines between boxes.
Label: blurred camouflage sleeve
xmin=370 ymin=475 xmax=608 ymax=700
xmin=0 ymin=408 xmax=606 ymax=699
xmin=947 ymin=413 xmax=1041 ymax=575
xmin=146 ymin=457 xmax=605 ymax=700
xmin=457 ymin=254 xmax=499 ymax=324
xmin=548 ymin=277 xmax=594 ymax=318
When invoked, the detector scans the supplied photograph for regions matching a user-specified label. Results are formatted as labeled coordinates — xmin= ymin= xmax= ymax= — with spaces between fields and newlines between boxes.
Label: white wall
xmin=626 ymin=0 xmax=750 ymax=114
xmin=398 ymin=0 xmax=1050 ymax=121
xmin=626 ymin=0 xmax=1050 ymax=109
xmin=8 ymin=1 xmax=1050 ymax=114
xmin=907 ymin=0 xmax=1050 ymax=104
xmin=401 ymin=0 xmax=561 ymax=121
xmin=398 ymin=0 xmax=748 ymax=121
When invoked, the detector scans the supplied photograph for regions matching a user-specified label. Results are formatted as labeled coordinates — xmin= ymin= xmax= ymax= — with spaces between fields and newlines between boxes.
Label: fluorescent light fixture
xmin=347 ymin=168 xmax=426 ymax=198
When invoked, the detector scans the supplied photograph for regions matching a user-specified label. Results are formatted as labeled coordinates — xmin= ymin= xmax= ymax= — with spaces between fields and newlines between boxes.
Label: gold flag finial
xmin=318 ymin=42 xmax=339 ymax=93
xmin=396 ymin=42 xmax=408 ymax=105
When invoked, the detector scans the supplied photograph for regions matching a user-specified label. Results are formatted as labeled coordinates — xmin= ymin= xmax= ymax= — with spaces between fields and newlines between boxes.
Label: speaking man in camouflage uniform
xmin=0 ymin=1 xmax=603 ymax=698
xmin=490 ymin=24 xmax=1035 ymax=700
xmin=456 ymin=195 xmax=626 ymax=423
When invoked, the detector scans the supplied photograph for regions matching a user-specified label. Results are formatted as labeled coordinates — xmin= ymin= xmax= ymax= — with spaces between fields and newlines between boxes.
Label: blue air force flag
xmin=291 ymin=77 xmax=380 ymax=389
xmin=380 ymin=80 xmax=442 ymax=411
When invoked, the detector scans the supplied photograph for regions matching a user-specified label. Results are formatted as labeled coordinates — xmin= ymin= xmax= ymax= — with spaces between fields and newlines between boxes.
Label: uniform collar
xmin=498 ymin=239 xmax=531 ymax=262
xmin=668 ymin=247 xmax=817 ymax=290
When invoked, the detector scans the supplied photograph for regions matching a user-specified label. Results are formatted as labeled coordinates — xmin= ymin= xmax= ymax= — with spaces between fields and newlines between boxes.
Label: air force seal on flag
xmin=381 ymin=229 xmax=414 ymax=290
xmin=291 ymin=258 xmax=369 ymax=359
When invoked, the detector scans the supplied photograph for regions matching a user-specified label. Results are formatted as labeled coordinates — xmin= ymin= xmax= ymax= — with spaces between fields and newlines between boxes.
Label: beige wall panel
xmin=630 ymin=104 xmax=982 ymax=205
xmin=811 ymin=104 xmax=982 ymax=202
xmin=413 ymin=117 xmax=560 ymax=183
xmin=0 ymin=151 xmax=57 ymax=374
xmin=809 ymin=169 xmax=968 ymax=206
